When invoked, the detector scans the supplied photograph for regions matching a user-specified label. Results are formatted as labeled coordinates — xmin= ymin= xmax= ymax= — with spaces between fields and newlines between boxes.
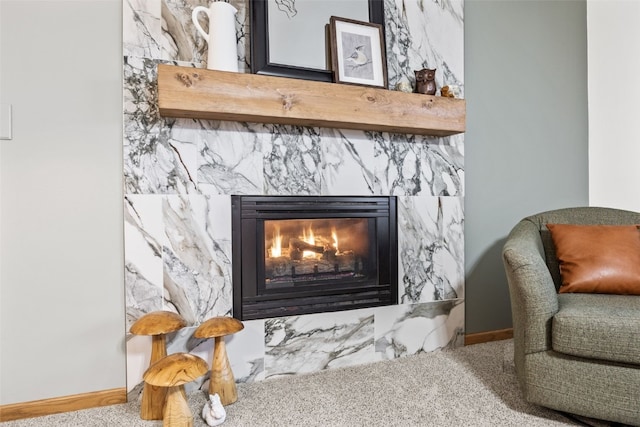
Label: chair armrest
xmin=502 ymin=219 xmax=559 ymax=356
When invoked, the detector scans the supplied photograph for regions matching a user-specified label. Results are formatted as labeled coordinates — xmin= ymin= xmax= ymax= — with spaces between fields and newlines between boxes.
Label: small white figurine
xmin=202 ymin=393 xmax=227 ymax=426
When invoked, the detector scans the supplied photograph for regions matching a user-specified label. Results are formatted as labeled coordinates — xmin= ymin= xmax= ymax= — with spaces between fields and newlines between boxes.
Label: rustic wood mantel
xmin=157 ymin=64 xmax=466 ymax=137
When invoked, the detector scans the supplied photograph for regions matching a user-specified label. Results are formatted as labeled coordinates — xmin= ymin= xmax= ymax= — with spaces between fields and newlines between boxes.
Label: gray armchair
xmin=502 ymin=207 xmax=640 ymax=426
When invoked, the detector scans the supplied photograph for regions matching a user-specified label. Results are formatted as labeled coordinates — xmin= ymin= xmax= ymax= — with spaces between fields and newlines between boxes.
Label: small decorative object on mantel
xmin=440 ymin=85 xmax=455 ymax=98
xmin=395 ymin=79 xmax=413 ymax=93
xmin=329 ymin=16 xmax=388 ymax=88
xmin=202 ymin=393 xmax=227 ymax=426
xmin=415 ymin=68 xmax=436 ymax=95
xmin=446 ymin=84 xmax=462 ymax=98
xmin=192 ymin=1 xmax=238 ymax=72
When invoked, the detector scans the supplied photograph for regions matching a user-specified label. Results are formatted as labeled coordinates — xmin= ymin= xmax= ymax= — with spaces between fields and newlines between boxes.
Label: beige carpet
xmin=2 ymin=340 xmax=619 ymax=426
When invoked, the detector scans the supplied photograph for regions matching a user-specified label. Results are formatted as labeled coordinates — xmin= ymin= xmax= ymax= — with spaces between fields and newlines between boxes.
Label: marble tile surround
xmin=124 ymin=0 xmax=464 ymax=394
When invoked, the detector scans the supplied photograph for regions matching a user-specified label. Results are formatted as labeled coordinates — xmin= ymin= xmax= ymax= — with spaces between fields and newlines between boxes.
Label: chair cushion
xmin=546 ymin=223 xmax=640 ymax=295
xmin=553 ymin=293 xmax=640 ymax=365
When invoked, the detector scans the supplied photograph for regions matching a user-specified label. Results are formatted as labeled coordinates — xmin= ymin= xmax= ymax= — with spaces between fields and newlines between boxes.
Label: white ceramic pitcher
xmin=192 ymin=2 xmax=238 ymax=72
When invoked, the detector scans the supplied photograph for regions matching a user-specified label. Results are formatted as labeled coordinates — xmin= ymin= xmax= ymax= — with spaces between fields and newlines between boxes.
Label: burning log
xmin=289 ymin=238 xmax=325 ymax=260
xmin=265 ymin=252 xmax=361 ymax=281
xmin=289 ymin=238 xmax=324 ymax=253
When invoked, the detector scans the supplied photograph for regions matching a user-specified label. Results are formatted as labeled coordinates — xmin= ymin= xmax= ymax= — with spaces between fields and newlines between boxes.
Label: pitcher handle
xmin=192 ymin=6 xmax=210 ymax=41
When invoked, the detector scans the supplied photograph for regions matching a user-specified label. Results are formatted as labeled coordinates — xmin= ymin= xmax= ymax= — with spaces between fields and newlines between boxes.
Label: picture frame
xmin=329 ymin=16 xmax=388 ymax=88
xmin=249 ymin=0 xmax=385 ymax=82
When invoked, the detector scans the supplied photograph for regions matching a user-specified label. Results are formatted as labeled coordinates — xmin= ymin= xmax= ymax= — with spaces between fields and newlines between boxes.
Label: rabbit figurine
xmin=202 ymin=393 xmax=227 ymax=426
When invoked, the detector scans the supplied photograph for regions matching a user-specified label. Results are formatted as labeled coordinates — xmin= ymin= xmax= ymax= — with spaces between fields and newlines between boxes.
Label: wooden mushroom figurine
xmin=143 ymin=353 xmax=208 ymax=427
xmin=194 ymin=316 xmax=244 ymax=405
xmin=130 ymin=311 xmax=187 ymax=420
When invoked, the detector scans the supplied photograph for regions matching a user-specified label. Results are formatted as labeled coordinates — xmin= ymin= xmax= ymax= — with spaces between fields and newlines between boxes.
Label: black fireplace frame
xmin=232 ymin=196 xmax=398 ymax=320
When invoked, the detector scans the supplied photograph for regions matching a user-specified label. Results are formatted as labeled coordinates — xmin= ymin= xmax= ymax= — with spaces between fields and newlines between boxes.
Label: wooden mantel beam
xmin=157 ymin=64 xmax=465 ymax=137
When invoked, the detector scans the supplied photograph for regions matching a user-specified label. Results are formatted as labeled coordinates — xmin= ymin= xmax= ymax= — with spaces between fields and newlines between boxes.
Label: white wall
xmin=588 ymin=0 xmax=640 ymax=211
xmin=0 ymin=0 xmax=125 ymax=404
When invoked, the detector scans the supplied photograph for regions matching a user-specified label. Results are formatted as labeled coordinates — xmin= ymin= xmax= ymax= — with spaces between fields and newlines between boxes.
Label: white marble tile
xmin=123 ymin=0 xmax=162 ymax=58
xmin=374 ymin=134 xmax=463 ymax=197
xmin=163 ymin=195 xmax=233 ymax=324
xmin=125 ymin=335 xmax=152 ymax=393
xmin=398 ymin=196 xmax=463 ymax=303
xmin=198 ymin=120 xmax=265 ymax=195
xmin=230 ymin=0 xmax=251 ymax=72
xmin=440 ymin=196 xmax=465 ymax=299
xmin=262 ymin=124 xmax=323 ymax=195
xmin=418 ymin=135 xmax=465 ymax=196
xmin=124 ymin=195 xmax=165 ymax=329
xmin=374 ymin=134 xmax=423 ymax=196
xmin=374 ymin=300 xmax=464 ymax=361
xmin=160 ymin=0 xmax=208 ymax=64
xmin=226 ymin=319 xmax=266 ymax=383
xmin=264 ymin=309 xmax=376 ymax=378
xmin=320 ymin=128 xmax=376 ymax=195
xmin=123 ymin=57 xmax=198 ymax=195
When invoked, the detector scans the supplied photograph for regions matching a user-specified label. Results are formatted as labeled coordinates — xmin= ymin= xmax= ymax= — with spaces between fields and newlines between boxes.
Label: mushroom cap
xmin=143 ymin=353 xmax=208 ymax=387
xmin=194 ymin=316 xmax=244 ymax=339
xmin=130 ymin=311 xmax=187 ymax=336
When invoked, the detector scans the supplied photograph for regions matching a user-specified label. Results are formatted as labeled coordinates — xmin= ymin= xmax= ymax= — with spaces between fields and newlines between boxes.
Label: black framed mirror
xmin=250 ymin=0 xmax=385 ymax=82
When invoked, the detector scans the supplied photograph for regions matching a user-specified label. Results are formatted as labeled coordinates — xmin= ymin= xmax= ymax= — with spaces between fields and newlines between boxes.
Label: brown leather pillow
xmin=547 ymin=223 xmax=640 ymax=295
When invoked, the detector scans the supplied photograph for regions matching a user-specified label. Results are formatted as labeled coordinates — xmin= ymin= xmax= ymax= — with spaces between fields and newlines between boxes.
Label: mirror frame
xmin=249 ymin=0 xmax=385 ymax=82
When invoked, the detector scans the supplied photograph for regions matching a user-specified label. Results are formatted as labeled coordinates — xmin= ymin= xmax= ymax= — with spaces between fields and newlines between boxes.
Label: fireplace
xmin=232 ymin=196 xmax=398 ymax=320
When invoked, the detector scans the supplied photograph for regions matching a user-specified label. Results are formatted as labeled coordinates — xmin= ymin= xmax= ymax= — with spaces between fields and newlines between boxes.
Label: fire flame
xmin=302 ymin=226 xmax=316 ymax=258
xmin=268 ymin=223 xmax=341 ymax=259
xmin=270 ymin=226 xmax=282 ymax=257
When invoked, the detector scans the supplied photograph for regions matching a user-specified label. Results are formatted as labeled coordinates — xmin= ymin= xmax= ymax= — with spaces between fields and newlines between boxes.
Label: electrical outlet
xmin=1 ymin=104 xmax=12 ymax=140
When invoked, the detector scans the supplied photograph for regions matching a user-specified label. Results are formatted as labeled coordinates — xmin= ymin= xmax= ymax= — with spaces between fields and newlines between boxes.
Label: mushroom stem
xmin=141 ymin=335 xmax=168 ymax=420
xmin=151 ymin=335 xmax=168 ymax=363
xmin=209 ymin=336 xmax=237 ymax=405
xmin=163 ymin=385 xmax=192 ymax=427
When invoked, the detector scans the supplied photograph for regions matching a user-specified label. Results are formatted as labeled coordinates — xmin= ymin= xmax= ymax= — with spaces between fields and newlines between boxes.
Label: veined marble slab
xmin=226 ymin=319 xmax=267 ymax=383
xmin=264 ymin=310 xmax=376 ymax=378
xmin=162 ymin=194 xmax=233 ymax=324
xmin=375 ymin=300 xmax=465 ymax=360
xmin=123 ymin=0 xmax=162 ymax=59
xmin=124 ymin=195 xmax=165 ymax=328
xmin=123 ymin=57 xmax=198 ymax=195
xmin=398 ymin=196 xmax=464 ymax=303
xmin=198 ymin=121 xmax=265 ymax=195
xmin=262 ymin=124 xmax=323 ymax=195
xmin=320 ymin=128 xmax=376 ymax=195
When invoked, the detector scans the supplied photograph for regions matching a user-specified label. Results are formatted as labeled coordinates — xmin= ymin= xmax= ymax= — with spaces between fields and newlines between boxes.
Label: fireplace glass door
xmin=264 ymin=218 xmax=374 ymax=288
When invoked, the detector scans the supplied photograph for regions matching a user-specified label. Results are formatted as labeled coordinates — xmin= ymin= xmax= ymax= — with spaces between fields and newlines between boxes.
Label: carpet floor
xmin=1 ymin=340 xmax=620 ymax=426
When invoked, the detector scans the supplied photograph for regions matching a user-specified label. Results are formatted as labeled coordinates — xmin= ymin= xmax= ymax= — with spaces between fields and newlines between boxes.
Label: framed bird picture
xmin=329 ymin=16 xmax=387 ymax=88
